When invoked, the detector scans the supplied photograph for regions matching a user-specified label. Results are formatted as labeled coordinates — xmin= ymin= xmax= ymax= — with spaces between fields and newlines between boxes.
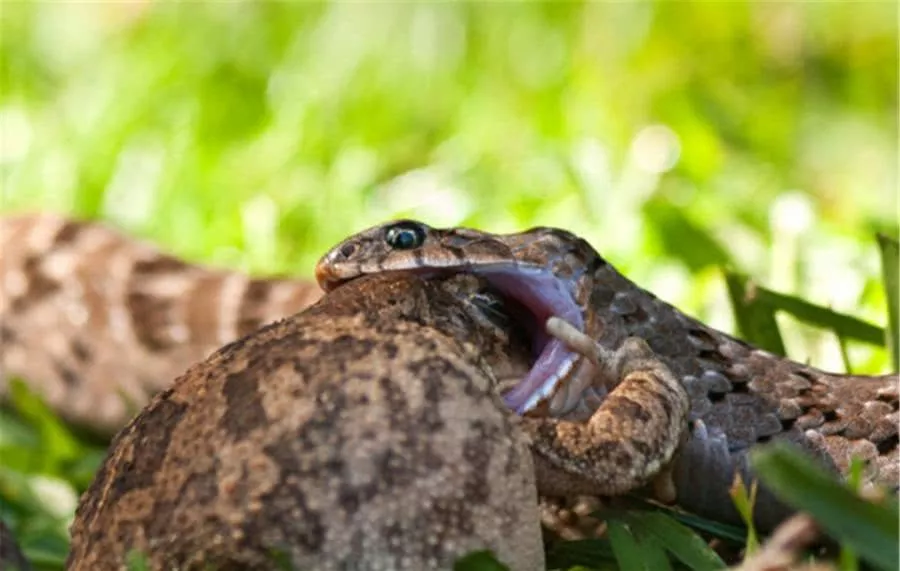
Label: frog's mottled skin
xmin=67 ymin=273 xmax=544 ymax=571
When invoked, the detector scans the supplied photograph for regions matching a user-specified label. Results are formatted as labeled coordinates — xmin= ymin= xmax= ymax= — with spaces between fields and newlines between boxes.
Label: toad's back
xmin=66 ymin=273 xmax=543 ymax=571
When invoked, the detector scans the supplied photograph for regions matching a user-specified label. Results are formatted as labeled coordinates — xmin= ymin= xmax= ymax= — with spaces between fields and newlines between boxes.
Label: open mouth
xmin=322 ymin=265 xmax=589 ymax=416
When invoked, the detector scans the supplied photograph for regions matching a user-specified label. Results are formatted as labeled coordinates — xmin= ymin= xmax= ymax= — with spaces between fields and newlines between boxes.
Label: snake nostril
xmin=339 ymin=243 xmax=357 ymax=259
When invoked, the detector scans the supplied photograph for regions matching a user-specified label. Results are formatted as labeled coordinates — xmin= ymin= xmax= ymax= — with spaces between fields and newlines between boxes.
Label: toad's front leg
xmin=520 ymin=317 xmax=690 ymax=503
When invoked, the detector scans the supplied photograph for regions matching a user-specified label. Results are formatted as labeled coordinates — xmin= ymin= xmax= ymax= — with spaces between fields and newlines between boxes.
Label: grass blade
xmin=626 ymin=511 xmax=726 ymax=570
xmin=876 ymin=233 xmax=899 ymax=370
xmin=750 ymin=442 xmax=899 ymax=571
xmin=724 ymin=272 xmax=787 ymax=355
xmin=453 ymin=550 xmax=510 ymax=571
xmin=545 ymin=538 xmax=618 ymax=571
xmin=750 ymin=282 xmax=885 ymax=346
xmin=608 ymin=520 xmax=651 ymax=570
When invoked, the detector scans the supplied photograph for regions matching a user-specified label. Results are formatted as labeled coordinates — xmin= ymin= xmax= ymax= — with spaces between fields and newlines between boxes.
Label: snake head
xmin=316 ymin=220 xmax=604 ymax=415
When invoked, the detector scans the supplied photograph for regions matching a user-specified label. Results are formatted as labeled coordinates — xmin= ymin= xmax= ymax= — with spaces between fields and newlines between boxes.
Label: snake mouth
xmin=474 ymin=267 xmax=585 ymax=414
xmin=322 ymin=265 xmax=586 ymax=415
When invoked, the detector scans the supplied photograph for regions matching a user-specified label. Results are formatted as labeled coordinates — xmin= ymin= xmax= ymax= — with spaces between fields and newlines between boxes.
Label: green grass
xmin=1 ymin=2 xmax=897 ymax=569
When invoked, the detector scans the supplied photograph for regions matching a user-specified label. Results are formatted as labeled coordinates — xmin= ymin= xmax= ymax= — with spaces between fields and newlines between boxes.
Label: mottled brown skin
xmin=523 ymin=319 xmax=689 ymax=503
xmin=0 ymin=213 xmax=321 ymax=435
xmin=316 ymin=220 xmax=899 ymax=531
xmin=67 ymin=272 xmax=545 ymax=571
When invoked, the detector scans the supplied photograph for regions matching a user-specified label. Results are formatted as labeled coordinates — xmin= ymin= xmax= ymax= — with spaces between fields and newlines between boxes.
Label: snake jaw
xmin=318 ymin=261 xmax=587 ymax=416
xmin=464 ymin=267 xmax=585 ymax=414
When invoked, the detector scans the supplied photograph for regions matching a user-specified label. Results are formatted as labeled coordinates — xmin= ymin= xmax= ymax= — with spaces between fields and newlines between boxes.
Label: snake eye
xmin=384 ymin=221 xmax=426 ymax=250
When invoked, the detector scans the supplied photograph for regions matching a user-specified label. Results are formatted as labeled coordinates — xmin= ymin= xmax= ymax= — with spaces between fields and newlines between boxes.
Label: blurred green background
xmin=1 ymin=2 xmax=898 ymax=568
xmin=3 ymin=2 xmax=897 ymax=329
xmin=5 ymin=1 xmax=897 ymax=373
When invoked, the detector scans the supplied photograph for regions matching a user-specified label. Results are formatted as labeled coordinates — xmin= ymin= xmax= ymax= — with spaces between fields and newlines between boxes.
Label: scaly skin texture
xmin=67 ymin=272 xmax=545 ymax=571
xmin=0 ymin=213 xmax=321 ymax=435
xmin=315 ymin=220 xmax=900 ymax=531
xmin=525 ymin=318 xmax=689 ymax=503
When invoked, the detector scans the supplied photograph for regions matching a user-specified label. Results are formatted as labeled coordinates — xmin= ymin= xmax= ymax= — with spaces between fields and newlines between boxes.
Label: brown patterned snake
xmin=0 ymin=213 xmax=322 ymax=436
xmin=315 ymin=219 xmax=900 ymax=531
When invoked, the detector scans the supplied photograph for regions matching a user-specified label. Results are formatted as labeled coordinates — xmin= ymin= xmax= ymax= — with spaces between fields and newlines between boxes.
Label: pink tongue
xmin=503 ymin=338 xmax=577 ymax=413
xmin=477 ymin=268 xmax=583 ymax=414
